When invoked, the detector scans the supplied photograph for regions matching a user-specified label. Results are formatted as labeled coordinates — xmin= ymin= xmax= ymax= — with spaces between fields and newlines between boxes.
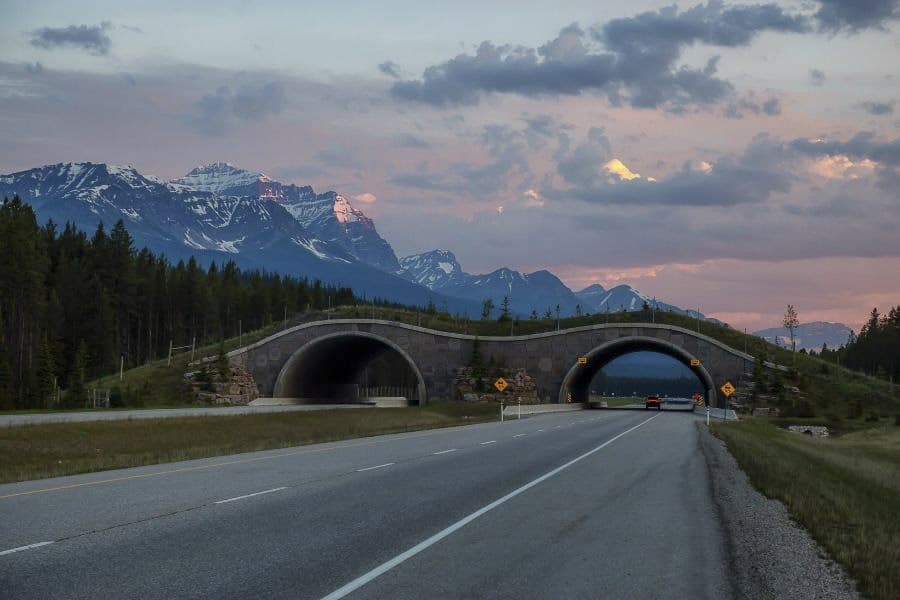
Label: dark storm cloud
xmin=859 ymin=100 xmax=895 ymax=115
xmin=232 ymin=81 xmax=286 ymax=120
xmin=809 ymin=68 xmax=827 ymax=86
xmin=814 ymin=0 xmax=900 ymax=33
xmin=184 ymin=81 xmax=286 ymax=136
xmin=789 ymin=132 xmax=900 ymax=166
xmin=554 ymin=134 xmax=794 ymax=207
xmin=550 ymin=131 xmax=900 ymax=209
xmin=396 ymin=133 xmax=431 ymax=148
xmin=392 ymin=2 xmax=808 ymax=111
xmin=556 ymin=127 xmax=612 ymax=186
xmin=378 ymin=61 xmax=401 ymax=78
xmin=314 ymin=145 xmax=366 ymax=169
xmin=30 ymin=22 xmax=113 ymax=55
xmin=185 ymin=86 xmax=231 ymax=136
xmin=723 ymin=94 xmax=781 ymax=118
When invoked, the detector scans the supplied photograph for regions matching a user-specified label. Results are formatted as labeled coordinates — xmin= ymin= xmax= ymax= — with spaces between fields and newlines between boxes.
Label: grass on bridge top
xmin=80 ymin=303 xmax=897 ymax=419
xmin=712 ymin=418 xmax=900 ymax=600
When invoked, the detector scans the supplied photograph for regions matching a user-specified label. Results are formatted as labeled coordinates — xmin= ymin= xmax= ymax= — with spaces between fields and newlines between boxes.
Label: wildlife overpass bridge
xmin=229 ymin=320 xmax=755 ymax=408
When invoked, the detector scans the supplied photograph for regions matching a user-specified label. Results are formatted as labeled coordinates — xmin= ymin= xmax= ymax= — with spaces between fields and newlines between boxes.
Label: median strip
xmin=215 ymin=487 xmax=287 ymax=505
xmin=320 ymin=413 xmax=661 ymax=600
xmin=0 ymin=541 xmax=54 ymax=557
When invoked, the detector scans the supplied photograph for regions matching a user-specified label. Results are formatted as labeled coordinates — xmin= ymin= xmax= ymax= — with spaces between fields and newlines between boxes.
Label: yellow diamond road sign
xmin=494 ymin=377 xmax=508 ymax=393
xmin=690 ymin=358 xmax=701 ymax=367
xmin=721 ymin=381 xmax=736 ymax=398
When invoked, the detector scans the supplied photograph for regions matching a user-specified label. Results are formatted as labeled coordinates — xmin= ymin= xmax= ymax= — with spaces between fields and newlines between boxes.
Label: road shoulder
xmin=697 ymin=422 xmax=859 ymax=600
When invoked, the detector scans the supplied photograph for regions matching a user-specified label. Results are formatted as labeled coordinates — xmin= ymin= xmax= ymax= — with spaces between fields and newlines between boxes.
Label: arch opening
xmin=559 ymin=336 xmax=718 ymax=408
xmin=274 ymin=332 xmax=427 ymax=405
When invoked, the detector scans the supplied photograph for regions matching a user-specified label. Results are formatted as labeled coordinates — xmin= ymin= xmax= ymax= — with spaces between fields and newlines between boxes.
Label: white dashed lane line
xmin=433 ymin=449 xmax=457 ymax=455
xmin=480 ymin=441 xmax=497 ymax=446
xmin=0 ymin=541 xmax=54 ymax=557
xmin=513 ymin=434 xmax=526 ymax=438
xmin=356 ymin=463 xmax=395 ymax=472
xmin=215 ymin=487 xmax=287 ymax=505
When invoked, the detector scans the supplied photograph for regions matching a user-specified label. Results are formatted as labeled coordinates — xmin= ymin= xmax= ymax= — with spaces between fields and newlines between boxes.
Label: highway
xmin=0 ymin=410 xmax=734 ymax=599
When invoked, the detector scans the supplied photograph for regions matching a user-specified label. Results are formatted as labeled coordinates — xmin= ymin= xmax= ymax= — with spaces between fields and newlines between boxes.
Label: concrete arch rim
xmin=273 ymin=330 xmax=428 ymax=405
xmin=557 ymin=335 xmax=718 ymax=406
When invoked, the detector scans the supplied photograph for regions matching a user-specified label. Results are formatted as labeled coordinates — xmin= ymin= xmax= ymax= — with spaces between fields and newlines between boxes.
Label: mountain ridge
xmin=3 ymin=160 xmax=720 ymax=322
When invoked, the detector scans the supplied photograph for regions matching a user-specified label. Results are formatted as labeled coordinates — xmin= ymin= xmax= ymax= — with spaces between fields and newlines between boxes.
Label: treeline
xmin=818 ymin=306 xmax=900 ymax=381
xmin=0 ymin=196 xmax=361 ymax=409
xmin=590 ymin=372 xmax=704 ymax=397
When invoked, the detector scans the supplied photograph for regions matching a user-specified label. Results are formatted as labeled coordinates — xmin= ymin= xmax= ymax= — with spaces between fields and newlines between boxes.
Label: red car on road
xmin=645 ymin=394 xmax=662 ymax=410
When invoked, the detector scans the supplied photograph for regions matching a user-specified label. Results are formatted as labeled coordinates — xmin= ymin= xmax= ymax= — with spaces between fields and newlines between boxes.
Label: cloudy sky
xmin=1 ymin=0 xmax=898 ymax=331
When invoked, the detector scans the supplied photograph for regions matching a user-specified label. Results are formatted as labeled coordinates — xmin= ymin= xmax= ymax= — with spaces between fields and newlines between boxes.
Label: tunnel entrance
xmin=273 ymin=332 xmax=427 ymax=405
xmin=559 ymin=336 xmax=718 ymax=408
xmin=588 ymin=351 xmax=706 ymax=408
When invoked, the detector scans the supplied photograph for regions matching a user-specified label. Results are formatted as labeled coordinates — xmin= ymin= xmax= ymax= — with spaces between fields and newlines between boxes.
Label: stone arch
xmin=558 ymin=335 xmax=718 ymax=407
xmin=273 ymin=331 xmax=428 ymax=405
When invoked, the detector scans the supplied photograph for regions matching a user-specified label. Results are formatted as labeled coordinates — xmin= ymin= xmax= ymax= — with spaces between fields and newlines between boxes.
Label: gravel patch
xmin=697 ymin=423 xmax=859 ymax=600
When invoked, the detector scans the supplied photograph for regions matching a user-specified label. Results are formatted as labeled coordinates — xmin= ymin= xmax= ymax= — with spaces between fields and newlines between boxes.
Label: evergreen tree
xmin=0 ymin=335 xmax=13 ymax=409
xmin=498 ymin=296 xmax=511 ymax=323
xmin=481 ymin=298 xmax=494 ymax=320
xmin=217 ymin=341 xmax=230 ymax=383
xmin=34 ymin=336 xmax=56 ymax=409
xmin=67 ymin=340 xmax=88 ymax=408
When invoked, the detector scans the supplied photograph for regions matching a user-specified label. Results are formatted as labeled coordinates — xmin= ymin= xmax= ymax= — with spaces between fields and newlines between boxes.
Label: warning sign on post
xmin=494 ymin=377 xmax=509 ymax=393
xmin=720 ymin=381 xmax=736 ymax=398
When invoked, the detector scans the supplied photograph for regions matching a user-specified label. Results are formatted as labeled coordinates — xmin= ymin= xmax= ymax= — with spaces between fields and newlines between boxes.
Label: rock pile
xmin=454 ymin=367 xmax=539 ymax=403
xmin=190 ymin=365 xmax=259 ymax=405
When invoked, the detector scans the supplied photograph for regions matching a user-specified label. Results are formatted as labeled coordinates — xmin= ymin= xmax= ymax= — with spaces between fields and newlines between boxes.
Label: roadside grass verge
xmin=711 ymin=418 xmax=900 ymax=600
xmin=0 ymin=402 xmax=497 ymax=484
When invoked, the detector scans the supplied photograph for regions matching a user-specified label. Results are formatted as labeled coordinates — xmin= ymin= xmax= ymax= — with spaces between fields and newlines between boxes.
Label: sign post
xmin=720 ymin=381 xmax=736 ymax=422
xmin=494 ymin=377 xmax=508 ymax=422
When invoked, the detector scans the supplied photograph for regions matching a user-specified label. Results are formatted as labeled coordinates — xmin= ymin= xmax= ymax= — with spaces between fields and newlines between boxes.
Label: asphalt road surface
xmin=1 ymin=410 xmax=734 ymax=599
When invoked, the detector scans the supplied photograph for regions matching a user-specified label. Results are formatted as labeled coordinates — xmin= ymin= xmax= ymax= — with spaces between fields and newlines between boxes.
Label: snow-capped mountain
xmin=575 ymin=284 xmax=717 ymax=322
xmin=398 ymin=250 xmax=466 ymax=289
xmin=399 ymin=250 xmax=581 ymax=315
xmin=1 ymin=160 xmax=722 ymax=322
xmin=0 ymin=161 xmax=455 ymax=310
xmin=753 ymin=322 xmax=853 ymax=351
xmin=172 ymin=162 xmax=399 ymax=271
xmin=397 ymin=249 xmax=723 ymax=319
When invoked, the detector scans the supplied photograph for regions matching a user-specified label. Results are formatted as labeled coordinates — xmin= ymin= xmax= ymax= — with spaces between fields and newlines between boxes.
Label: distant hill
xmin=753 ymin=321 xmax=853 ymax=351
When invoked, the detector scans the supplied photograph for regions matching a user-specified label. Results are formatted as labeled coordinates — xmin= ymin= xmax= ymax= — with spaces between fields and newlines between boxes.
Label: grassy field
xmin=0 ymin=402 xmax=498 ymax=484
xmin=711 ymin=418 xmax=900 ymax=600
xmin=589 ymin=395 xmax=645 ymax=407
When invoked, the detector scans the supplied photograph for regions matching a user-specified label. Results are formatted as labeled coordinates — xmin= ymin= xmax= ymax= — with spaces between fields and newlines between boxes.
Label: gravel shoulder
xmin=697 ymin=422 xmax=859 ymax=600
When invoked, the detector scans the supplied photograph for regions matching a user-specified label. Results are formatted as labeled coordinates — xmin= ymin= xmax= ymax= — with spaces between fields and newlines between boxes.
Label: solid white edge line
xmin=479 ymin=440 xmax=496 ymax=445
xmin=356 ymin=463 xmax=395 ymax=472
xmin=320 ymin=413 xmax=661 ymax=600
xmin=214 ymin=487 xmax=287 ymax=505
xmin=0 ymin=541 xmax=54 ymax=556
xmin=433 ymin=449 xmax=457 ymax=455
